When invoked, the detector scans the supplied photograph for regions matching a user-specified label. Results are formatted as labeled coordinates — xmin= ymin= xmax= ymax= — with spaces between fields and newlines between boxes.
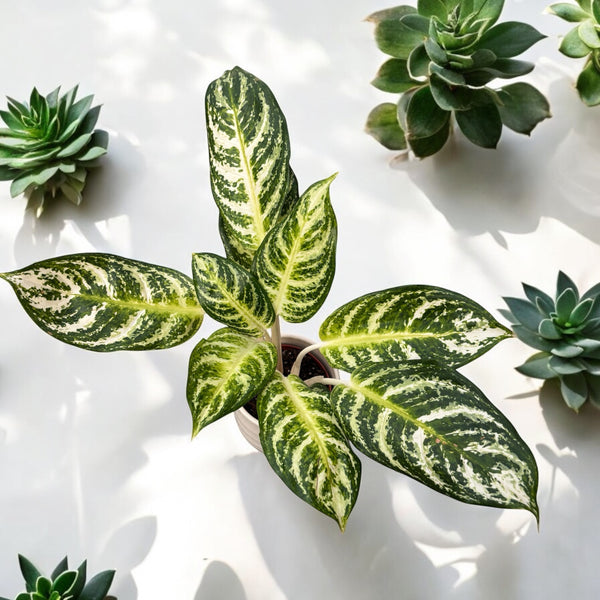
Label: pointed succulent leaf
xmin=549 ymin=355 xmax=585 ymax=374
xmin=51 ymin=570 xmax=78 ymax=595
xmin=191 ymin=253 xmax=274 ymax=336
xmin=581 ymin=281 xmax=600 ymax=302
xmin=35 ymin=577 xmax=52 ymax=597
xmin=1 ymin=253 xmax=203 ymax=351
xmin=555 ymin=288 xmax=579 ymax=322
xmin=512 ymin=327 xmax=559 ymax=352
xmin=557 ymin=271 xmax=579 ymax=298
xmin=68 ymin=561 xmax=87 ymax=599
xmin=455 ymin=102 xmax=502 ymax=148
xmin=429 ymin=73 xmax=494 ymax=110
xmin=373 ymin=15 xmax=430 ymax=59
xmin=78 ymin=570 xmax=115 ymax=600
xmin=332 ymin=361 xmax=539 ymax=517
xmin=405 ymin=85 xmax=450 ymax=140
xmin=577 ymin=59 xmax=600 ymax=105
xmin=18 ymin=555 xmax=43 ymax=592
xmin=477 ymin=22 xmax=546 ymax=57
xmin=551 ymin=342 xmax=584 ymax=358
xmin=319 ymin=285 xmax=511 ymax=371
xmin=429 ymin=63 xmax=466 ymax=85
xmin=587 ymin=374 xmax=600 ymax=407
xmin=258 ymin=372 xmax=361 ymax=530
xmin=539 ymin=318 xmax=564 ymax=340
xmin=365 ymin=103 xmax=407 ymax=150
xmin=560 ymin=373 xmax=588 ymax=410
xmin=578 ymin=19 xmax=600 ymax=47
xmin=252 ymin=175 xmax=337 ymax=323
xmin=569 ymin=298 xmax=594 ymax=325
xmin=406 ymin=119 xmax=451 ymax=157
xmin=516 ymin=352 xmax=556 ymax=379
xmin=424 ymin=36 xmax=449 ymax=65
xmin=549 ymin=2 xmax=590 ymax=21
xmin=186 ymin=328 xmax=277 ymax=436
xmin=559 ymin=26 xmax=593 ymax=57
xmin=495 ymin=83 xmax=551 ymax=135
xmin=471 ymin=0 xmax=506 ymax=26
xmin=372 ymin=58 xmax=419 ymax=92
xmin=503 ymin=296 xmax=545 ymax=331
xmin=15 ymin=595 xmax=29 ymax=600
xmin=205 ymin=67 xmax=291 ymax=267
xmin=50 ymin=558 xmax=69 ymax=581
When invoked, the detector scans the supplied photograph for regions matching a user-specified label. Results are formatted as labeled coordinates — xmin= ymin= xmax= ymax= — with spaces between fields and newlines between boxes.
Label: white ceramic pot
xmin=234 ymin=334 xmax=339 ymax=452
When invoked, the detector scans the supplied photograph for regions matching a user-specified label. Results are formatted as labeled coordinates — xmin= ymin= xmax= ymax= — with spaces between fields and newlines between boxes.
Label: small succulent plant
xmin=0 ymin=555 xmax=115 ymax=600
xmin=502 ymin=272 xmax=600 ymax=411
xmin=549 ymin=0 xmax=600 ymax=105
xmin=0 ymin=86 xmax=108 ymax=216
xmin=366 ymin=0 xmax=551 ymax=157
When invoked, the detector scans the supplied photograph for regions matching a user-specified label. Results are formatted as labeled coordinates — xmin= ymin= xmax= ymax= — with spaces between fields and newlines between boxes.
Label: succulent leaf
xmin=454 ymin=102 xmax=502 ymax=148
xmin=0 ymin=86 xmax=107 ymax=216
xmin=516 ymin=352 xmax=556 ymax=379
xmin=560 ymin=373 xmax=588 ymax=410
xmin=577 ymin=58 xmax=600 ymax=105
xmin=365 ymin=103 xmax=408 ymax=150
xmin=372 ymin=58 xmax=420 ymax=92
xmin=1 ymin=254 xmax=203 ymax=351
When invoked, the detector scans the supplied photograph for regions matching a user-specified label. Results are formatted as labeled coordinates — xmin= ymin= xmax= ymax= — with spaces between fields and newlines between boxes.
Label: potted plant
xmin=549 ymin=0 xmax=600 ymax=105
xmin=365 ymin=0 xmax=551 ymax=157
xmin=1 ymin=67 xmax=539 ymax=530
xmin=502 ymin=271 xmax=600 ymax=411
xmin=0 ymin=86 xmax=108 ymax=216
xmin=1 ymin=555 xmax=115 ymax=600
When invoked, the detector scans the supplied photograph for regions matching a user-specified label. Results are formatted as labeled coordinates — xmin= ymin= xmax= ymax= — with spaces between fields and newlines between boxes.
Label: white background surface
xmin=1 ymin=1 xmax=599 ymax=598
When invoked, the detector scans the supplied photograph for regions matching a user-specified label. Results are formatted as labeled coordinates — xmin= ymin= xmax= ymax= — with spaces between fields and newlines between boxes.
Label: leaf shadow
xmin=194 ymin=560 xmax=247 ymax=600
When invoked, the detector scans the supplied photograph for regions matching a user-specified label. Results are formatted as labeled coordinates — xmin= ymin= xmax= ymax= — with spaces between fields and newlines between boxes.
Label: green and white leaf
xmin=187 ymin=328 xmax=277 ymax=436
xmin=319 ymin=285 xmax=511 ymax=371
xmin=191 ymin=252 xmax=275 ymax=336
xmin=252 ymin=174 xmax=337 ymax=323
xmin=332 ymin=361 xmax=539 ymax=517
xmin=257 ymin=372 xmax=361 ymax=530
xmin=1 ymin=253 xmax=204 ymax=351
xmin=206 ymin=66 xmax=291 ymax=268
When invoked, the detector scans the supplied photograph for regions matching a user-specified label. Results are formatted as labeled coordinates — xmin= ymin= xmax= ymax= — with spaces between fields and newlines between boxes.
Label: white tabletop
xmin=1 ymin=1 xmax=599 ymax=598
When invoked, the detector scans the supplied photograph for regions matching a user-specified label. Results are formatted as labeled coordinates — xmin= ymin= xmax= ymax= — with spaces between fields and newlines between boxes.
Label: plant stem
xmin=272 ymin=315 xmax=282 ymax=373
xmin=304 ymin=375 xmax=344 ymax=387
xmin=290 ymin=341 xmax=326 ymax=377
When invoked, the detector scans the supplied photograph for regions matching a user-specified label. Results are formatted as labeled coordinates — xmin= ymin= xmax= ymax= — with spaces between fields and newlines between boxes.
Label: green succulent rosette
xmin=0 ymin=555 xmax=115 ymax=600
xmin=0 ymin=85 xmax=108 ymax=216
xmin=549 ymin=0 xmax=600 ymax=105
xmin=366 ymin=0 xmax=551 ymax=157
xmin=502 ymin=272 xmax=600 ymax=411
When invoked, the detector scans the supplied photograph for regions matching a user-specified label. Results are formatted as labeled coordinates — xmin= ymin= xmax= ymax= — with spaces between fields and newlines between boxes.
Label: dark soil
xmin=243 ymin=342 xmax=332 ymax=419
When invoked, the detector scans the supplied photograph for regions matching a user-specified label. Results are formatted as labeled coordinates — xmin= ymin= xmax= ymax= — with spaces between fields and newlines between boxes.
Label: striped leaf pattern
xmin=332 ymin=361 xmax=539 ymax=517
xmin=319 ymin=285 xmax=511 ymax=371
xmin=187 ymin=328 xmax=277 ymax=436
xmin=206 ymin=66 xmax=291 ymax=267
xmin=191 ymin=253 xmax=275 ymax=336
xmin=258 ymin=372 xmax=361 ymax=530
xmin=0 ymin=253 xmax=204 ymax=351
xmin=252 ymin=174 xmax=338 ymax=323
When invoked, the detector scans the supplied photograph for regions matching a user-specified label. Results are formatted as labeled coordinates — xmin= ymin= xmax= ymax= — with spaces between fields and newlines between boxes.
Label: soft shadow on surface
xmin=194 ymin=561 xmax=247 ymax=600
xmin=394 ymin=71 xmax=600 ymax=248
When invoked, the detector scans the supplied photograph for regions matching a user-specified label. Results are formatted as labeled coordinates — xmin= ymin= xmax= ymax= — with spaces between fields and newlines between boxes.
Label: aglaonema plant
xmin=365 ymin=0 xmax=551 ymax=157
xmin=548 ymin=0 xmax=600 ymax=105
xmin=0 ymin=555 xmax=115 ymax=600
xmin=0 ymin=67 xmax=539 ymax=530
xmin=502 ymin=271 xmax=600 ymax=411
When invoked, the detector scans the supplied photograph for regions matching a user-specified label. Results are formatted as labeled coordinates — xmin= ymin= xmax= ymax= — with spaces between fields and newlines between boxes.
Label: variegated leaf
xmin=332 ymin=361 xmax=539 ymax=517
xmin=319 ymin=285 xmax=511 ymax=371
xmin=252 ymin=174 xmax=337 ymax=323
xmin=258 ymin=372 xmax=361 ymax=530
xmin=0 ymin=253 xmax=204 ymax=351
xmin=206 ymin=66 xmax=291 ymax=267
xmin=187 ymin=328 xmax=277 ymax=436
xmin=191 ymin=252 xmax=275 ymax=336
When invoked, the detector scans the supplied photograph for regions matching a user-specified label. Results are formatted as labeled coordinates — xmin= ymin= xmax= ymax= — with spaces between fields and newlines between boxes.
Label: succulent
xmin=549 ymin=0 xmax=600 ymax=105
xmin=502 ymin=272 xmax=600 ymax=411
xmin=0 ymin=555 xmax=115 ymax=600
xmin=366 ymin=0 xmax=551 ymax=157
xmin=0 ymin=86 xmax=108 ymax=216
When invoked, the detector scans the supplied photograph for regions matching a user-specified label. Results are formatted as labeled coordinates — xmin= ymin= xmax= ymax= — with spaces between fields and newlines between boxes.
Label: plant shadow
xmin=194 ymin=560 xmax=247 ymax=600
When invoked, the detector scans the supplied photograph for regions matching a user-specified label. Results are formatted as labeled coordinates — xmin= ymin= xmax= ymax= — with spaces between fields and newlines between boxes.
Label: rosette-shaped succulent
xmin=366 ymin=1 xmax=551 ymax=157
xmin=549 ymin=0 xmax=600 ymax=105
xmin=0 ymin=555 xmax=115 ymax=600
xmin=0 ymin=86 xmax=108 ymax=216
xmin=502 ymin=272 xmax=600 ymax=411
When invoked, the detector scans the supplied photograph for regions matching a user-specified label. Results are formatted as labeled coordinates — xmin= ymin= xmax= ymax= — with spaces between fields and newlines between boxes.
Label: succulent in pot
xmin=502 ymin=271 xmax=600 ymax=411
xmin=548 ymin=0 xmax=600 ymax=105
xmin=1 ymin=67 xmax=539 ymax=530
xmin=0 ymin=86 xmax=108 ymax=216
xmin=0 ymin=554 xmax=115 ymax=600
xmin=365 ymin=0 xmax=551 ymax=157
